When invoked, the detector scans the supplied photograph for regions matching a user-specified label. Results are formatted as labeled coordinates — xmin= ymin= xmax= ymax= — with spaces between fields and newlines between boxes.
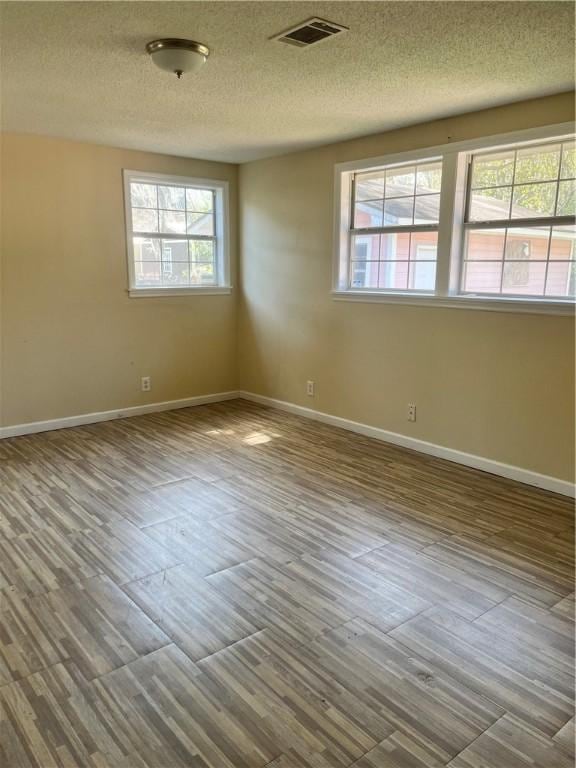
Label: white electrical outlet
xmin=306 ymin=380 xmax=315 ymax=396
xmin=407 ymin=403 xmax=416 ymax=422
xmin=141 ymin=376 xmax=151 ymax=392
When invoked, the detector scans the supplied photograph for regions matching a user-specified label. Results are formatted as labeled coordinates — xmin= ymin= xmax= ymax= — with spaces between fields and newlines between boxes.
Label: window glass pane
xmin=162 ymin=239 xmax=188 ymax=262
xmin=471 ymin=151 xmax=514 ymax=188
xmin=190 ymin=261 xmax=216 ymax=285
xmin=549 ymin=225 xmax=576 ymax=260
xmin=462 ymin=260 xmax=502 ymax=293
xmin=469 ymin=187 xmax=511 ymax=222
xmin=132 ymin=208 xmax=158 ymax=233
xmin=352 ymin=234 xmax=380 ymax=261
xmin=159 ymin=210 xmax=186 ymax=234
xmin=189 ymin=239 xmax=215 ymax=263
xmin=466 ymin=229 xmax=506 ymax=261
xmin=556 ymin=179 xmax=576 ymax=216
xmin=380 ymin=232 xmax=410 ymax=260
xmin=409 ymin=260 xmax=436 ymax=290
xmin=377 ymin=262 xmax=409 ymax=290
xmin=410 ymin=232 xmax=438 ymax=260
xmin=511 ymin=182 xmax=556 ymax=218
xmin=354 ymin=200 xmax=383 ymax=228
xmin=347 ymin=232 xmax=437 ymax=291
xmin=463 ymin=225 xmax=571 ymax=298
xmin=347 ymin=158 xmax=442 ymax=256
xmin=383 ymin=197 xmax=414 ymax=226
xmin=416 ymin=162 xmax=442 ymax=194
xmin=413 ymin=194 xmax=440 ymax=224
xmin=561 ymin=142 xmax=576 ymax=179
xmin=545 ymin=262 xmax=576 ymax=297
xmin=504 ymin=228 xmax=550 ymax=261
xmin=162 ymin=260 xmax=190 ymax=286
xmin=468 ymin=141 xmax=574 ymax=224
xmin=502 ymin=260 xmax=546 ymax=295
xmin=134 ymin=261 xmax=161 ymax=287
xmin=350 ymin=262 xmax=378 ymax=289
xmin=515 ymin=144 xmax=561 ymax=184
xmin=158 ymin=185 xmax=185 ymax=210
xmin=130 ymin=183 xmax=157 ymax=208
xmin=385 ymin=166 xmax=416 ymax=197
xmin=355 ymin=172 xmax=385 ymax=201
xmin=187 ymin=212 xmax=214 ymax=236
xmin=133 ymin=237 xmax=160 ymax=261
xmin=186 ymin=188 xmax=213 ymax=212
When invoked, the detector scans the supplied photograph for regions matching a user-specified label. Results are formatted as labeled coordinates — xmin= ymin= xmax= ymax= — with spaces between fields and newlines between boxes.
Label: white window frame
xmin=333 ymin=122 xmax=575 ymax=315
xmin=123 ymin=170 xmax=231 ymax=297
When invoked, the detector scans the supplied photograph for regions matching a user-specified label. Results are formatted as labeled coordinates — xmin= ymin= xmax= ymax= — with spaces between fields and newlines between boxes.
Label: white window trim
xmin=333 ymin=121 xmax=576 ymax=315
xmin=123 ymin=170 xmax=231 ymax=297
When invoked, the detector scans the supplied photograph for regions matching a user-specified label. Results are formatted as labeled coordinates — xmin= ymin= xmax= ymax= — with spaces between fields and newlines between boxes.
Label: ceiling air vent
xmin=274 ymin=18 xmax=349 ymax=48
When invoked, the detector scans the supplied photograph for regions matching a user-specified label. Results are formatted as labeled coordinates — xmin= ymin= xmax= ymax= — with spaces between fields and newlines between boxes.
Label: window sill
xmin=331 ymin=291 xmax=575 ymax=315
xmin=128 ymin=286 xmax=232 ymax=298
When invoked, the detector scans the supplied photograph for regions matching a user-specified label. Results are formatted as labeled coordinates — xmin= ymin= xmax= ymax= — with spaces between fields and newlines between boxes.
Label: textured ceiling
xmin=1 ymin=1 xmax=574 ymax=163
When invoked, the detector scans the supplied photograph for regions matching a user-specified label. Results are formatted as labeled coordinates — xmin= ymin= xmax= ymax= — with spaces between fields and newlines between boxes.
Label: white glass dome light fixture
xmin=146 ymin=39 xmax=210 ymax=79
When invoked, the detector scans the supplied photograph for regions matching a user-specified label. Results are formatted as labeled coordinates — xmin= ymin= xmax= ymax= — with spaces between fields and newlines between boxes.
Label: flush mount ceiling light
xmin=146 ymin=38 xmax=210 ymax=79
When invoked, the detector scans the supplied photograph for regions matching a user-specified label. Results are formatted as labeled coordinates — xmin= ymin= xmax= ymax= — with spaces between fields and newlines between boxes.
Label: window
xmin=462 ymin=140 xmax=575 ymax=299
xmin=123 ymin=171 xmax=230 ymax=296
xmin=334 ymin=125 xmax=576 ymax=312
xmin=349 ymin=159 xmax=441 ymax=292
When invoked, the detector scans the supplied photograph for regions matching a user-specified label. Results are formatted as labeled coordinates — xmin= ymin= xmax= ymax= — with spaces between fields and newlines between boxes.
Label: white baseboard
xmin=0 ymin=391 xmax=240 ymax=439
xmin=2 ymin=388 xmax=573 ymax=498
xmin=239 ymin=391 xmax=575 ymax=498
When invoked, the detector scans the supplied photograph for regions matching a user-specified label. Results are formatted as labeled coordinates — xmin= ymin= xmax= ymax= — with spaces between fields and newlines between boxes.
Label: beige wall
xmin=238 ymin=93 xmax=576 ymax=483
xmin=0 ymin=134 xmax=238 ymax=426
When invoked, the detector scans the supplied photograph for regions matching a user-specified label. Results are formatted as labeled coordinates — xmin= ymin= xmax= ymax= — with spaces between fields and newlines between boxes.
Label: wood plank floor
xmin=0 ymin=399 xmax=573 ymax=768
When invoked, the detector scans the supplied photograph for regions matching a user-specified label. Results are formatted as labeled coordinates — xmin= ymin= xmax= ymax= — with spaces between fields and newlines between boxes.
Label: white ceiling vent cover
xmin=273 ymin=18 xmax=349 ymax=48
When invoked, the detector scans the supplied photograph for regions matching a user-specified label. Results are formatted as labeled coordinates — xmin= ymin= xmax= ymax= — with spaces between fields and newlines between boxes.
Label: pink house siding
xmin=352 ymin=210 xmax=438 ymax=290
xmin=352 ymin=203 xmax=574 ymax=296
xmin=465 ymin=230 xmax=573 ymax=296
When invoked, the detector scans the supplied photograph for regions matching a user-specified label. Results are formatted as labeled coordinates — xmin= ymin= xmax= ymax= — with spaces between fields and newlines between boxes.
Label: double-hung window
xmin=462 ymin=141 xmax=575 ymax=298
xmin=349 ymin=159 xmax=442 ymax=292
xmin=124 ymin=171 xmax=230 ymax=296
xmin=334 ymin=124 xmax=575 ymax=312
